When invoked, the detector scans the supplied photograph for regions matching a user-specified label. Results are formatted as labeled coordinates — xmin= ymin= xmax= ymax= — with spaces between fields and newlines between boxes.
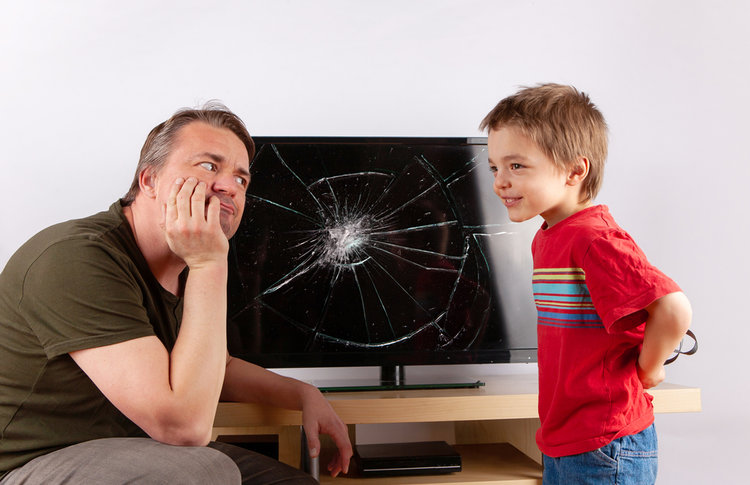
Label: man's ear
xmin=138 ymin=168 xmax=158 ymax=198
xmin=567 ymin=157 xmax=590 ymax=187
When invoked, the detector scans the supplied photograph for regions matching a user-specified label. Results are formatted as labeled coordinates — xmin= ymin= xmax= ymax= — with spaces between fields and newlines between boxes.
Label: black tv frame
xmin=226 ymin=136 xmax=537 ymax=390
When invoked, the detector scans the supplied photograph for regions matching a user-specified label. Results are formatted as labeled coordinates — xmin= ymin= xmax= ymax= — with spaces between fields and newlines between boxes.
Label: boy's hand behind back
xmin=637 ymin=361 xmax=666 ymax=390
xmin=637 ymin=292 xmax=692 ymax=389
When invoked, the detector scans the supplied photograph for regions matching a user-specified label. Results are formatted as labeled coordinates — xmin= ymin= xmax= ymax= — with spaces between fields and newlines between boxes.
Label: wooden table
xmin=212 ymin=374 xmax=701 ymax=484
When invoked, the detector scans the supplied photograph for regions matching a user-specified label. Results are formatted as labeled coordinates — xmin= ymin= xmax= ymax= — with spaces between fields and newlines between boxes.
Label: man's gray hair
xmin=122 ymin=101 xmax=254 ymax=205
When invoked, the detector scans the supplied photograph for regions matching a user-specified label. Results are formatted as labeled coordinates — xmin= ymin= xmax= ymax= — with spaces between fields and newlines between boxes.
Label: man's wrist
xmin=185 ymin=257 xmax=228 ymax=272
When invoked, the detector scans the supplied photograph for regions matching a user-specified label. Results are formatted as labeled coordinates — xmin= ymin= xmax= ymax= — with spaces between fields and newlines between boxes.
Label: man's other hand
xmin=300 ymin=386 xmax=353 ymax=477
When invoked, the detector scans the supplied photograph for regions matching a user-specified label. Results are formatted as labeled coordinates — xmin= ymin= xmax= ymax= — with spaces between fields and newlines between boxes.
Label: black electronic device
xmin=352 ymin=441 xmax=462 ymax=477
xmin=226 ymin=137 xmax=538 ymax=389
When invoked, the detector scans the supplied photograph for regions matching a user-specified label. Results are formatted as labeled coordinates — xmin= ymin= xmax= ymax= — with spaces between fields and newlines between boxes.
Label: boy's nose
xmin=494 ymin=170 xmax=510 ymax=189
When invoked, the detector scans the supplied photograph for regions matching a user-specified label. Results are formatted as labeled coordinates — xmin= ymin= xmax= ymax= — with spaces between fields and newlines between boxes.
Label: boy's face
xmin=487 ymin=126 xmax=587 ymax=227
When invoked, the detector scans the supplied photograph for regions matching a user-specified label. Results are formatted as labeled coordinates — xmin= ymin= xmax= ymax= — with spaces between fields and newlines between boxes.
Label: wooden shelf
xmin=213 ymin=374 xmax=701 ymax=483
xmin=321 ymin=444 xmax=542 ymax=485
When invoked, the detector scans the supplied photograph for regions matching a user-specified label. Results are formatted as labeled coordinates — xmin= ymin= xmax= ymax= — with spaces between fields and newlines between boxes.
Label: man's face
xmin=150 ymin=121 xmax=250 ymax=238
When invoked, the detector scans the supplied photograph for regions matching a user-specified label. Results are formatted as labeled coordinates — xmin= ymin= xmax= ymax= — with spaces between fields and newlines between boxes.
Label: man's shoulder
xmin=3 ymin=202 xmax=131 ymax=276
xmin=46 ymin=202 xmax=125 ymax=241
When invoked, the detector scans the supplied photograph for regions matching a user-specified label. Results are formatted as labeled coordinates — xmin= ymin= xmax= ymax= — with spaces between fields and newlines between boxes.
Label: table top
xmin=214 ymin=374 xmax=701 ymax=427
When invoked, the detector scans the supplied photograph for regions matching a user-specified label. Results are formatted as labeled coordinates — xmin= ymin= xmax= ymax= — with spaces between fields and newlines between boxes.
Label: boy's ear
xmin=566 ymin=157 xmax=590 ymax=186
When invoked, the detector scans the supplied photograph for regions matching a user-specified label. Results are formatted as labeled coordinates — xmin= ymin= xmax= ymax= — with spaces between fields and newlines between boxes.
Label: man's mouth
xmin=209 ymin=194 xmax=237 ymax=216
xmin=219 ymin=202 xmax=235 ymax=215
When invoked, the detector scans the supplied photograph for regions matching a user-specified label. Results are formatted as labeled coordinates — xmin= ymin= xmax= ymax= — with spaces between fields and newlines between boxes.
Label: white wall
xmin=1 ymin=1 xmax=747 ymax=482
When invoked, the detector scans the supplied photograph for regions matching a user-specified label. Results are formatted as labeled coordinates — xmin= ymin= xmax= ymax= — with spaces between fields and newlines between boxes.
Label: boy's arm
xmin=637 ymin=291 xmax=692 ymax=389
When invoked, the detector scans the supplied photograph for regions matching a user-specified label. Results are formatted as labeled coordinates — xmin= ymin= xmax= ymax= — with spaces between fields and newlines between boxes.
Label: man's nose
xmin=212 ymin=172 xmax=238 ymax=195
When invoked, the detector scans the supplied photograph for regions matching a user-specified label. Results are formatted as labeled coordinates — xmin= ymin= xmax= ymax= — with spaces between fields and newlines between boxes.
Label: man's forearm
xmin=221 ymin=356 xmax=316 ymax=410
xmin=168 ymin=263 xmax=229 ymax=435
xmin=220 ymin=355 xmax=354 ymax=477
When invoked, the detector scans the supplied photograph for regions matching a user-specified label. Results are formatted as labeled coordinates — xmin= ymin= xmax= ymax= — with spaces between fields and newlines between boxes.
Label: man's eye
xmin=234 ymin=176 xmax=248 ymax=187
xmin=200 ymin=162 xmax=217 ymax=171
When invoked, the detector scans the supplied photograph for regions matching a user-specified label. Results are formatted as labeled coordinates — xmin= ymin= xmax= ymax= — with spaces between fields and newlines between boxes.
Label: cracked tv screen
xmin=226 ymin=138 xmax=538 ymax=368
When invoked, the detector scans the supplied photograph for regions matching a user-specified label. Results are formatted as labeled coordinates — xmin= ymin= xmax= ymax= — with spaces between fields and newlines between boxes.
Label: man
xmin=0 ymin=103 xmax=352 ymax=484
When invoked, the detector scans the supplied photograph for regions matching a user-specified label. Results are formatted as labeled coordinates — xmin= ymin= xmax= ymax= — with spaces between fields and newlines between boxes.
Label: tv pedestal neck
xmin=212 ymin=373 xmax=701 ymax=484
xmin=310 ymin=365 xmax=486 ymax=392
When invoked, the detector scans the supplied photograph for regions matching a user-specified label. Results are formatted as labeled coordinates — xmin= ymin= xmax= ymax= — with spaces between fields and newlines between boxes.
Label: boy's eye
xmin=199 ymin=162 xmax=217 ymax=172
xmin=510 ymin=163 xmax=523 ymax=170
xmin=488 ymin=165 xmax=498 ymax=173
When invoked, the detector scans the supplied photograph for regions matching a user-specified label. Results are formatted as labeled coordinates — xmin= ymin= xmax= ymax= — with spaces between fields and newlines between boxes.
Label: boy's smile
xmin=487 ymin=126 xmax=590 ymax=228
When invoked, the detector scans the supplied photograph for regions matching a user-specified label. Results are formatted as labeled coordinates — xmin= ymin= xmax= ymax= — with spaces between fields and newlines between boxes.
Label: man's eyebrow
xmin=192 ymin=151 xmax=226 ymax=163
xmin=193 ymin=152 xmax=250 ymax=177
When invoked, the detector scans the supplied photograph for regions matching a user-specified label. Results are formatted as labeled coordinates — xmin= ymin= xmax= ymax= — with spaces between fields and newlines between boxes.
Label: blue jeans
xmin=542 ymin=424 xmax=658 ymax=485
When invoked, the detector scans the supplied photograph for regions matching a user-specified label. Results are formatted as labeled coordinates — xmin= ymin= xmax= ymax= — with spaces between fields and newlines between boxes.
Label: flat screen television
xmin=226 ymin=137 xmax=538 ymax=390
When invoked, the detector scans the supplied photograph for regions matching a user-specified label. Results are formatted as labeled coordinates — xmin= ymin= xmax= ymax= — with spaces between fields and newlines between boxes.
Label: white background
xmin=1 ymin=1 xmax=747 ymax=482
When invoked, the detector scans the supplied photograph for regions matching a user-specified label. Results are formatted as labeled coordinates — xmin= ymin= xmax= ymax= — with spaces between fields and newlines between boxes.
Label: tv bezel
xmin=226 ymin=136 xmax=538 ymax=378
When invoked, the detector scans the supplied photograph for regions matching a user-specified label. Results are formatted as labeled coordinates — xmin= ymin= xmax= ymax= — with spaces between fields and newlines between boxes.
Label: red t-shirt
xmin=531 ymin=205 xmax=681 ymax=457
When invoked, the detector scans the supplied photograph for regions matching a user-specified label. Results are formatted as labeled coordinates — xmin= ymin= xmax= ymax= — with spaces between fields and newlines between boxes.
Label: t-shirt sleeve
xmin=19 ymin=238 xmax=156 ymax=358
xmin=582 ymin=229 xmax=682 ymax=332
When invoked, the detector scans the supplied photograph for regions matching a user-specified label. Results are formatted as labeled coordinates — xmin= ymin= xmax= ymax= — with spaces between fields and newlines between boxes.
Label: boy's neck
xmin=542 ymin=200 xmax=594 ymax=228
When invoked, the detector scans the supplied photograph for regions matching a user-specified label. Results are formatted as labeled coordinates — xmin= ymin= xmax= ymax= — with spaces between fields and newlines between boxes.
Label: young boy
xmin=480 ymin=84 xmax=692 ymax=485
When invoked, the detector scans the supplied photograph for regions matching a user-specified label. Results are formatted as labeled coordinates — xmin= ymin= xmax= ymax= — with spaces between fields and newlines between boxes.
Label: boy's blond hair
xmin=479 ymin=83 xmax=608 ymax=202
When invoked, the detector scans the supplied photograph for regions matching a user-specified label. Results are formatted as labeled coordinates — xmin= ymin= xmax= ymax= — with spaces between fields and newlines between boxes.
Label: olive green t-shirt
xmin=0 ymin=201 xmax=183 ymax=476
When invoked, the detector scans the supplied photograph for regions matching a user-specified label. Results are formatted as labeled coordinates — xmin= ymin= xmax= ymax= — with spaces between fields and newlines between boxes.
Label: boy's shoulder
xmin=571 ymin=204 xmax=617 ymax=228
xmin=534 ymin=205 xmax=636 ymax=263
xmin=572 ymin=205 xmax=623 ymax=240
xmin=541 ymin=205 xmax=622 ymax=241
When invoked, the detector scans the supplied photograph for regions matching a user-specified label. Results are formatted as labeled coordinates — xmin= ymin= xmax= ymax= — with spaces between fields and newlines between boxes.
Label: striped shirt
xmin=530 ymin=205 xmax=680 ymax=457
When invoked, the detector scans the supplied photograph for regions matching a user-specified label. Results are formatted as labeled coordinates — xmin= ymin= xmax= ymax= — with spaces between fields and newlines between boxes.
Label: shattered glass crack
xmin=227 ymin=141 xmax=522 ymax=356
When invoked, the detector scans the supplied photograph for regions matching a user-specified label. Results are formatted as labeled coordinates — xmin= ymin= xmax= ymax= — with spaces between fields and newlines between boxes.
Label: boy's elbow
xmin=673 ymin=291 xmax=692 ymax=332
xmin=657 ymin=291 xmax=692 ymax=335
